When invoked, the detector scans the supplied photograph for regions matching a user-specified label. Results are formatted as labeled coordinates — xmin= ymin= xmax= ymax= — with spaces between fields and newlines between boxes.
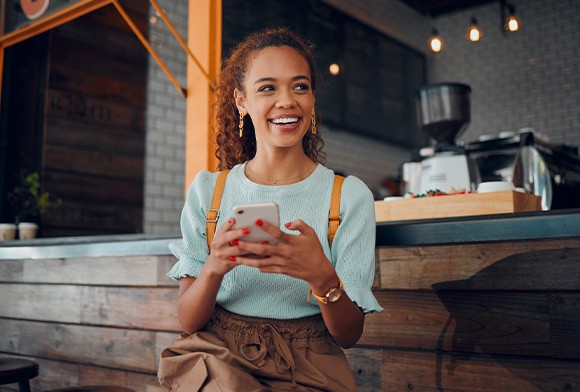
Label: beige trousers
xmin=158 ymin=306 xmax=357 ymax=391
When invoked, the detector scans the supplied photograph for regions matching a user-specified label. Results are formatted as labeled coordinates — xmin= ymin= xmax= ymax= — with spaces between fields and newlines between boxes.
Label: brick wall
xmin=143 ymin=0 xmax=188 ymax=234
xmin=429 ymin=0 xmax=580 ymax=146
xmin=142 ymin=0 xmax=579 ymax=233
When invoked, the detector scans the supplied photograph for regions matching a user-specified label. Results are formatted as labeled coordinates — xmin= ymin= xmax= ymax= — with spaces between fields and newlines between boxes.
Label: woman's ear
xmin=234 ymin=88 xmax=245 ymax=113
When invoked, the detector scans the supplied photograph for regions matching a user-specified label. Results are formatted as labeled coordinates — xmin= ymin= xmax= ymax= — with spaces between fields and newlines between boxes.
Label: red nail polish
xmin=232 ymin=239 xmax=239 ymax=246
xmin=229 ymin=256 xmax=236 ymax=262
xmin=261 ymin=240 xmax=269 ymax=244
xmin=256 ymin=219 xmax=263 ymax=227
xmin=284 ymin=222 xmax=291 ymax=228
xmin=227 ymin=218 xmax=233 ymax=224
xmin=243 ymin=228 xmax=250 ymax=235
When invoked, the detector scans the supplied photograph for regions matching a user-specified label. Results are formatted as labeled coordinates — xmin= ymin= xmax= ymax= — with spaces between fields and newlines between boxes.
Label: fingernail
xmin=261 ymin=240 xmax=269 ymax=244
xmin=284 ymin=222 xmax=291 ymax=228
xmin=256 ymin=219 xmax=263 ymax=226
xmin=232 ymin=239 xmax=239 ymax=246
xmin=229 ymin=256 xmax=236 ymax=262
xmin=227 ymin=218 xmax=234 ymax=224
xmin=243 ymin=228 xmax=250 ymax=235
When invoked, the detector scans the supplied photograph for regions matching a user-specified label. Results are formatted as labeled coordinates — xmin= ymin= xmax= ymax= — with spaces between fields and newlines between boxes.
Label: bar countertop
xmin=376 ymin=208 xmax=580 ymax=246
xmin=1 ymin=209 xmax=579 ymax=259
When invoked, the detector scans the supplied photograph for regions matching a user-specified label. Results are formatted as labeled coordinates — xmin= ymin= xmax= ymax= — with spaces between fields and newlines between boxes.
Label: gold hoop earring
xmin=311 ymin=110 xmax=317 ymax=135
xmin=239 ymin=112 xmax=244 ymax=138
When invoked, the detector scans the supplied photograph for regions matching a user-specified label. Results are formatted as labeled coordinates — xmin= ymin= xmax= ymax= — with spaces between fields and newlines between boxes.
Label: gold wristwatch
xmin=308 ymin=277 xmax=344 ymax=305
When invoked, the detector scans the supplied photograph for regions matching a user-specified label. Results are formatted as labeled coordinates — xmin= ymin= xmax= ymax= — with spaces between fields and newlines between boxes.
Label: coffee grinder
xmin=414 ymin=83 xmax=479 ymax=194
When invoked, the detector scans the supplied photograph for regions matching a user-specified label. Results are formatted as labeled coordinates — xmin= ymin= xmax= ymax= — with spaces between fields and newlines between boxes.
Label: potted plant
xmin=7 ymin=171 xmax=60 ymax=238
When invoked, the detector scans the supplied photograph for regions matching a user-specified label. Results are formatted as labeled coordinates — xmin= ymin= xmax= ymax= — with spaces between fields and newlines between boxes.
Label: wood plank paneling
xmin=46 ymin=89 xmax=146 ymax=130
xmin=39 ymin=0 xmax=148 ymax=237
xmin=378 ymin=239 xmax=580 ymax=289
xmin=2 ymin=237 xmax=578 ymax=390
xmin=44 ymin=171 xmax=145 ymax=206
xmin=382 ymin=350 xmax=580 ymax=392
xmin=1 ymin=319 xmax=166 ymax=372
xmin=81 ymin=286 xmax=180 ymax=331
xmin=361 ymin=291 xmax=554 ymax=357
xmin=0 ymin=355 xmax=163 ymax=391
xmin=0 ymin=284 xmax=180 ymax=331
xmin=0 ymin=284 xmax=82 ymax=323
xmin=344 ymin=347 xmax=383 ymax=392
xmin=45 ymin=116 xmax=145 ymax=153
xmin=11 ymin=255 xmax=177 ymax=286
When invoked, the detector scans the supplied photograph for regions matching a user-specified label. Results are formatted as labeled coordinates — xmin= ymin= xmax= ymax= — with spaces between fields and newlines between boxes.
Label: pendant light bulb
xmin=505 ymin=15 xmax=520 ymax=32
xmin=466 ymin=17 xmax=483 ymax=42
xmin=429 ymin=29 xmax=444 ymax=53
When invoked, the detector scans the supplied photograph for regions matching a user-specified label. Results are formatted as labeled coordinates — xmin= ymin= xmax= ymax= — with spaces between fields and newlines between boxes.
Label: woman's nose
xmin=276 ymin=89 xmax=297 ymax=108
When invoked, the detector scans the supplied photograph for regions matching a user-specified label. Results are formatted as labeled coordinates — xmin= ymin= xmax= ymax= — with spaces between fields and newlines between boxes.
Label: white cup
xmin=477 ymin=181 xmax=516 ymax=193
xmin=18 ymin=222 xmax=39 ymax=240
xmin=0 ymin=223 xmax=17 ymax=241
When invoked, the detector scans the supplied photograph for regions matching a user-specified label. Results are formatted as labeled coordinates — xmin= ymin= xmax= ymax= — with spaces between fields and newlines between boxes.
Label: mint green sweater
xmin=168 ymin=162 xmax=383 ymax=319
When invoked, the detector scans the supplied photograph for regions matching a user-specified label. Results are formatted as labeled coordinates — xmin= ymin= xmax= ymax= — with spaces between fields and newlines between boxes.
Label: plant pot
xmin=18 ymin=222 xmax=39 ymax=240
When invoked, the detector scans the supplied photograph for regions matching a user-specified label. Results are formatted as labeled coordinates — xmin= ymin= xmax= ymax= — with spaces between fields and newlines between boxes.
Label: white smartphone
xmin=232 ymin=202 xmax=280 ymax=246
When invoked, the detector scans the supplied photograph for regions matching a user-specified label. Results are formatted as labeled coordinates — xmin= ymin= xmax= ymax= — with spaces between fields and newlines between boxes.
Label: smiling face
xmin=235 ymin=45 xmax=315 ymax=154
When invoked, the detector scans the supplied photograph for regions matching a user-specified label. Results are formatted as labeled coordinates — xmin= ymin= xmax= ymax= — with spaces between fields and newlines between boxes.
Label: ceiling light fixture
xmin=501 ymin=1 xmax=521 ymax=33
xmin=466 ymin=16 xmax=483 ymax=42
xmin=428 ymin=28 xmax=444 ymax=53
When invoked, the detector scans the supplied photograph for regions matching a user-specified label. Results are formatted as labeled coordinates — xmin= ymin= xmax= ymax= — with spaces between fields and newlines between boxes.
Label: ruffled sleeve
xmin=331 ymin=176 xmax=383 ymax=314
xmin=167 ymin=171 xmax=218 ymax=280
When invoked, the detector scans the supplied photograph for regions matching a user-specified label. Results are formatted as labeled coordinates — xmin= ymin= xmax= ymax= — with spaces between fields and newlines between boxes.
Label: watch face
xmin=326 ymin=288 xmax=342 ymax=303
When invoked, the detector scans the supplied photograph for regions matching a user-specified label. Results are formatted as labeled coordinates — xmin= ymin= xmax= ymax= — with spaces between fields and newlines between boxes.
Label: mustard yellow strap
xmin=328 ymin=175 xmax=344 ymax=246
xmin=206 ymin=170 xmax=230 ymax=250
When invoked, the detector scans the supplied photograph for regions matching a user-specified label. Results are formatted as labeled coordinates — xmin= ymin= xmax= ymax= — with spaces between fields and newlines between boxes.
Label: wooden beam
xmin=185 ymin=0 xmax=222 ymax=191
xmin=0 ymin=0 xmax=113 ymax=48
xmin=112 ymin=0 xmax=185 ymax=98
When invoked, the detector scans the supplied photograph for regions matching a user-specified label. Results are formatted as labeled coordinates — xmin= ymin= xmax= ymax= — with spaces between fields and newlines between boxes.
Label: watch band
xmin=308 ymin=277 xmax=344 ymax=304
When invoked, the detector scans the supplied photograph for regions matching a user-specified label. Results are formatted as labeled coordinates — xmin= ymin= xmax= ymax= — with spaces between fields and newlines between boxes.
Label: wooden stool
xmin=43 ymin=387 xmax=136 ymax=392
xmin=0 ymin=358 xmax=39 ymax=392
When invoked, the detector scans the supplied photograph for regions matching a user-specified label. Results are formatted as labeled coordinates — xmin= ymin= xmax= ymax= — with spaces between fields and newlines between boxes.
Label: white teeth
xmin=272 ymin=117 xmax=299 ymax=124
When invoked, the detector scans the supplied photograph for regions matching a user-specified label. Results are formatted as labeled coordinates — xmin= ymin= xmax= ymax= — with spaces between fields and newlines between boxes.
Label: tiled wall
xmin=430 ymin=0 xmax=580 ymax=147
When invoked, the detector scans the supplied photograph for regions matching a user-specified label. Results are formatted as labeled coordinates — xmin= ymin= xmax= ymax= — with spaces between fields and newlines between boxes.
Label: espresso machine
xmin=465 ymin=130 xmax=580 ymax=210
xmin=404 ymin=83 xmax=479 ymax=194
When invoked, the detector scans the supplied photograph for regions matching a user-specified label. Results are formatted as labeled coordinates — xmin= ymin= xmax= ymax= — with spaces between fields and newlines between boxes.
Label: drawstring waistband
xmin=209 ymin=306 xmax=327 ymax=389
xmin=241 ymin=324 xmax=297 ymax=387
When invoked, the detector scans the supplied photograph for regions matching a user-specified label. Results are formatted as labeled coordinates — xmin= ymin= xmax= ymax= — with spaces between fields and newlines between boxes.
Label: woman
xmin=158 ymin=27 xmax=382 ymax=391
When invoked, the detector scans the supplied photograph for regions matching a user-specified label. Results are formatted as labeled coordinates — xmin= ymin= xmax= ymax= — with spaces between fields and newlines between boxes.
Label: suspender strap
xmin=206 ymin=171 xmax=344 ymax=249
xmin=206 ymin=170 xmax=230 ymax=249
xmin=328 ymin=175 xmax=344 ymax=246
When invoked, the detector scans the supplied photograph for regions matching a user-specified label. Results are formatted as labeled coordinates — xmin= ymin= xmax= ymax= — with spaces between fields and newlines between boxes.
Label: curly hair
xmin=214 ymin=27 xmax=326 ymax=170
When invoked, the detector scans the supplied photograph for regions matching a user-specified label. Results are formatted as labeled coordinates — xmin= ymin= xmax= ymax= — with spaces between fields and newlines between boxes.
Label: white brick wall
xmin=143 ymin=0 xmax=188 ymax=234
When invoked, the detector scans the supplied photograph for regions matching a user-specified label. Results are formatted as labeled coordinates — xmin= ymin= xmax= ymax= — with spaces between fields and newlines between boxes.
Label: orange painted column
xmin=185 ymin=0 xmax=222 ymax=190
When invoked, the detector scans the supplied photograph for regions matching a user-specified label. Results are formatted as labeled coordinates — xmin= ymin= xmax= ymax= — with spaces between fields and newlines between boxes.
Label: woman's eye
xmin=294 ymin=83 xmax=310 ymax=91
xmin=257 ymin=85 xmax=275 ymax=92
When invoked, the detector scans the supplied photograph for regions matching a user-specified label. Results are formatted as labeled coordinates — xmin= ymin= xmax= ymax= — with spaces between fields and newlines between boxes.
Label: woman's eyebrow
xmin=254 ymin=75 xmax=311 ymax=85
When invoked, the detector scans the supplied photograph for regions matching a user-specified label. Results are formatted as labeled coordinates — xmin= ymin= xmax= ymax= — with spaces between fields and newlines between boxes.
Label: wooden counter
xmin=344 ymin=209 xmax=580 ymax=390
xmin=1 ymin=210 xmax=579 ymax=391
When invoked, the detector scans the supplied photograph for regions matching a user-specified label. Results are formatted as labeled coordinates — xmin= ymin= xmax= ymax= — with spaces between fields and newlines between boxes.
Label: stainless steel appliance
xmin=465 ymin=131 xmax=580 ymax=210
xmin=405 ymin=83 xmax=479 ymax=194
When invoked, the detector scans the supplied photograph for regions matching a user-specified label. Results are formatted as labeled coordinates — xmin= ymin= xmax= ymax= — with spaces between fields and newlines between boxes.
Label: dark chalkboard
xmin=222 ymin=0 xmax=427 ymax=149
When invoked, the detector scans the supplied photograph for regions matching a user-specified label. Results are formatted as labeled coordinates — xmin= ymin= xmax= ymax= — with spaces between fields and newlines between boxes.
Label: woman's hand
xmin=177 ymin=216 xmax=251 ymax=334
xmin=233 ymin=219 xmax=336 ymax=290
xmin=203 ymin=217 xmax=249 ymax=277
xmin=234 ymin=218 xmax=364 ymax=348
